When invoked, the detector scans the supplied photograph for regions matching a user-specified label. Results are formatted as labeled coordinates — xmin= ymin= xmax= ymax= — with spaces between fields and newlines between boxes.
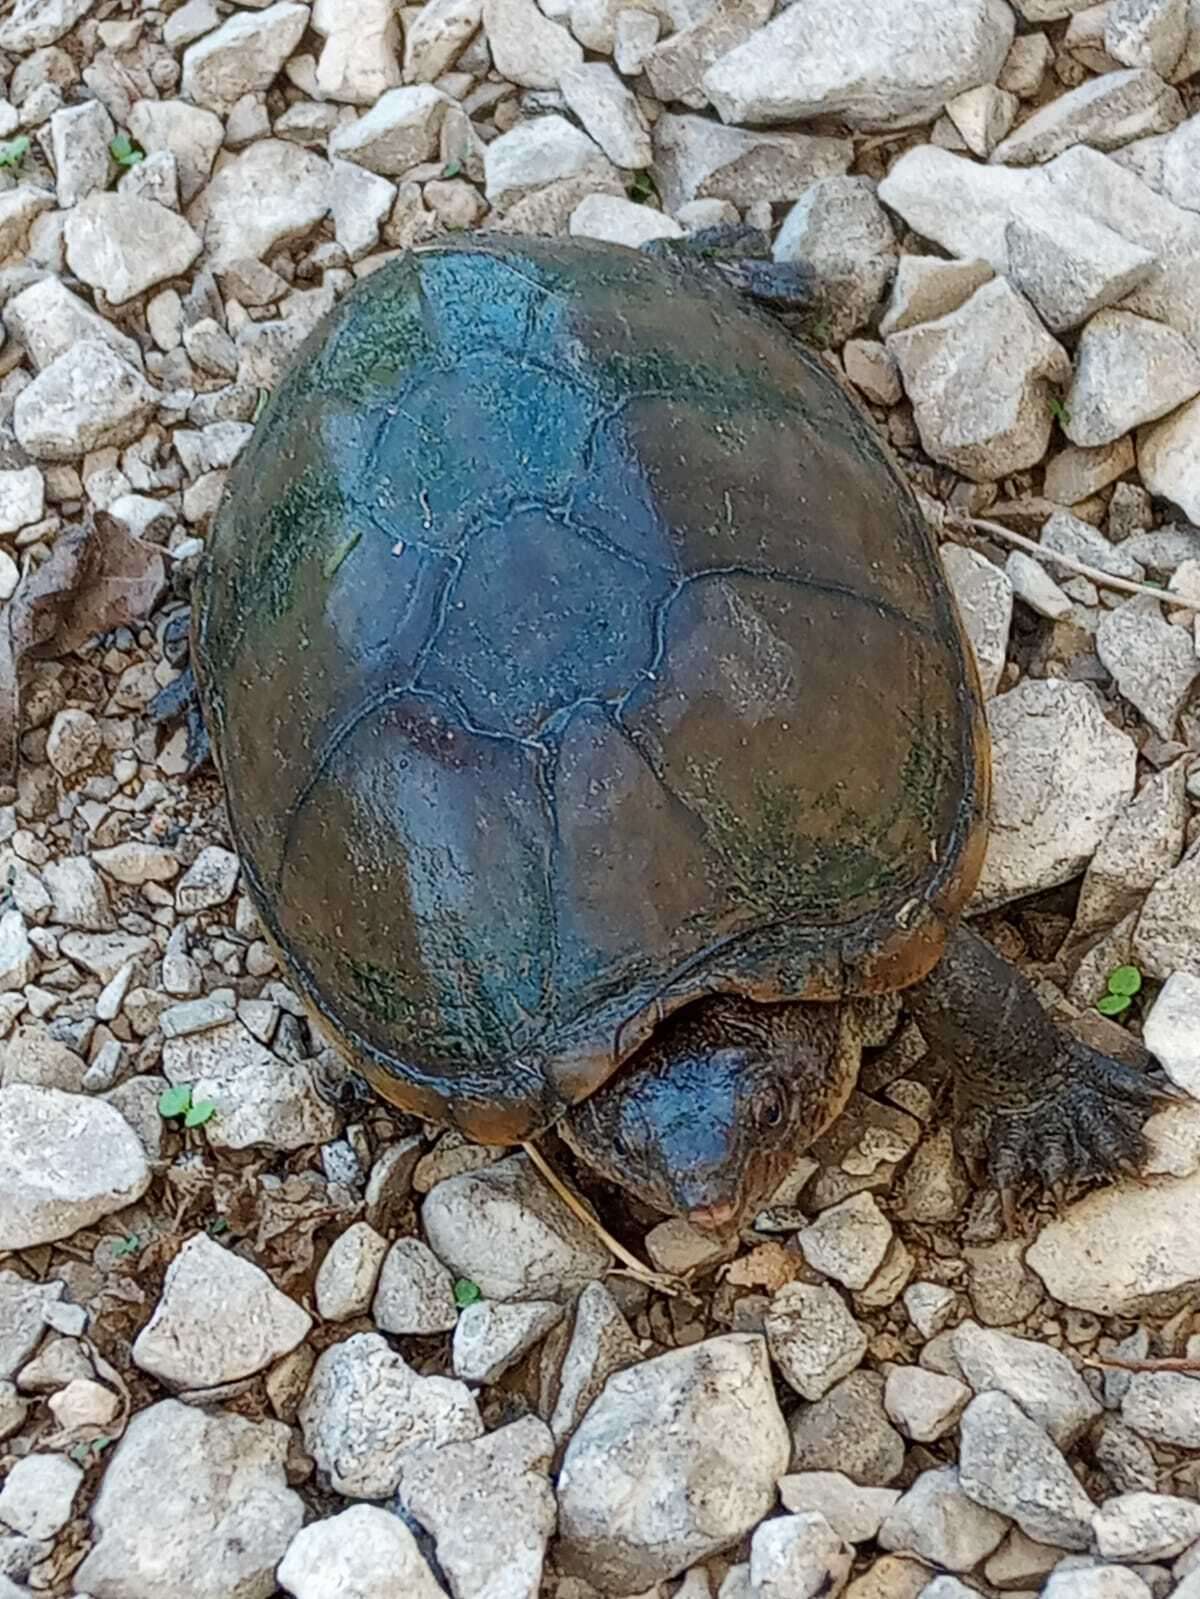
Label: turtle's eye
xmin=758 ymin=1086 xmax=785 ymax=1130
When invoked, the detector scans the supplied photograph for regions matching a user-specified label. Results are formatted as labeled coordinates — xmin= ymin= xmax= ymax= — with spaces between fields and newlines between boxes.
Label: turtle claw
xmin=957 ymin=1040 xmax=1161 ymax=1208
xmin=147 ymin=663 xmax=211 ymax=774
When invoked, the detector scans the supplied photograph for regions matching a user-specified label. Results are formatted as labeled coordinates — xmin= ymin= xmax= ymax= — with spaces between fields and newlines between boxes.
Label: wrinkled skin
xmin=562 ymin=995 xmax=856 ymax=1228
xmin=565 ymin=926 xmax=1163 ymax=1232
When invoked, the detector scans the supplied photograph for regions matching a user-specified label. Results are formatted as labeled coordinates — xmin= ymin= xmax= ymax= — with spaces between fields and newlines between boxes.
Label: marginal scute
xmin=196 ymin=238 xmax=987 ymax=1132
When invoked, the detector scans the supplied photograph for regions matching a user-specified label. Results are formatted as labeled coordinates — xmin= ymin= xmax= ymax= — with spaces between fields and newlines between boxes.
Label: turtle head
xmin=562 ymin=996 xmax=856 ymax=1231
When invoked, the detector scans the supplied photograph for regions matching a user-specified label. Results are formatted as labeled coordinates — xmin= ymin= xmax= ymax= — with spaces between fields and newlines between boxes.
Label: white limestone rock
xmin=570 ymin=193 xmax=683 ymax=245
xmin=1065 ymin=309 xmax=1200 ymax=446
xmin=1096 ymin=595 xmax=1200 ymax=740
xmin=772 ymin=176 xmax=897 ymax=344
xmin=1144 ymin=972 xmax=1200 ymax=1097
xmin=952 ymin=1320 xmax=1102 ymax=1447
xmin=764 ymin=1282 xmax=867 ymax=1400
xmin=556 ymin=1334 xmax=789 ymax=1592
xmin=189 ymin=141 xmax=331 ymax=273
xmin=132 ymin=1232 xmax=311 ymax=1389
xmin=959 ymin=1391 xmax=1094 ymax=1548
xmin=422 ymin=1152 xmax=611 ymax=1300
xmin=1139 ymin=393 xmax=1200 ymax=522
xmin=315 ymin=1221 xmax=389 ymax=1322
xmin=971 ymin=679 xmax=1137 ymax=911
xmin=1027 ymin=1168 xmax=1200 ymax=1312
xmin=991 ymin=66 xmax=1184 ymax=166
xmin=0 ymin=1085 xmax=150 ymax=1249
xmin=277 ymin=1505 xmax=443 ymax=1599
xmin=1005 ymin=211 xmax=1157 ymax=333
xmin=74 ymin=1400 xmax=304 ymax=1599
xmin=940 ymin=544 xmax=1013 ymax=698
xmin=483 ymin=0 xmax=582 ymax=86
xmin=312 ymin=0 xmax=402 ymax=103
xmin=452 ymin=1300 xmax=564 ymax=1384
xmin=128 ymin=99 xmax=225 ymax=205
xmin=299 ymin=1333 xmax=482 ymax=1498
xmin=399 ymin=1417 xmax=556 ymax=1599
xmin=371 ymin=1237 xmax=458 ymax=1335
xmin=651 ymin=111 xmax=851 ymax=213
xmin=703 ymin=0 xmax=1014 ymax=130
xmin=560 ymin=61 xmax=651 ymax=168
xmin=748 ymin=1513 xmax=853 ymax=1599
xmin=181 ymin=1 xmax=310 ymax=113
xmin=1135 ymin=843 xmax=1200 ymax=979
xmin=161 ymin=1022 xmax=340 ymax=1152
xmin=878 ymin=1466 xmax=1009 ymax=1572
xmin=13 ymin=341 xmax=156 ymax=462
xmin=888 ymin=278 xmax=1070 ymax=483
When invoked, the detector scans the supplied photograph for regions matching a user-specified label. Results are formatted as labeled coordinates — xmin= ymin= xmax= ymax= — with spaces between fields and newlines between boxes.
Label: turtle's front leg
xmin=907 ymin=926 xmax=1166 ymax=1207
xmin=640 ymin=226 xmax=818 ymax=315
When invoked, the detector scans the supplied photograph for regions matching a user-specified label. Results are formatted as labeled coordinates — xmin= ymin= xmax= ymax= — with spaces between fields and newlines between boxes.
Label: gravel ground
xmin=1 ymin=0 xmax=1200 ymax=1596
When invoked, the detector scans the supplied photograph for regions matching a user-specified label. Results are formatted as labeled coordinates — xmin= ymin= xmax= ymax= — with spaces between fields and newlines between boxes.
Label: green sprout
xmin=109 ymin=132 xmax=145 ymax=167
xmin=69 ymin=1436 xmax=113 ymax=1466
xmin=626 ymin=170 xmax=656 ymax=205
xmin=0 ymin=135 xmax=30 ymax=170
xmin=112 ymin=1233 xmax=141 ymax=1259
xmin=157 ymin=1083 xmax=216 ymax=1126
xmin=1097 ymin=964 xmax=1142 ymax=1018
xmin=441 ymin=159 xmax=462 ymax=179
xmin=453 ymin=1278 xmax=482 ymax=1308
xmin=1048 ymin=393 xmax=1071 ymax=427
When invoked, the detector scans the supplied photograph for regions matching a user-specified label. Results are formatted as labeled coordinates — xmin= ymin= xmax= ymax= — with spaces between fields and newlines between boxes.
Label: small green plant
xmin=441 ymin=159 xmax=462 ymax=179
xmin=112 ymin=1233 xmax=141 ymax=1259
xmin=206 ymin=1216 xmax=229 ymax=1238
xmin=69 ymin=1435 xmax=113 ymax=1466
xmin=157 ymin=1083 xmax=216 ymax=1127
xmin=626 ymin=170 xmax=657 ymax=205
xmin=1048 ymin=393 xmax=1071 ymax=427
xmin=0 ymin=135 xmax=30 ymax=170
xmin=253 ymin=388 xmax=270 ymax=422
xmin=1097 ymin=964 xmax=1142 ymax=1018
xmin=109 ymin=132 xmax=144 ymax=168
xmin=453 ymin=1278 xmax=482 ymax=1308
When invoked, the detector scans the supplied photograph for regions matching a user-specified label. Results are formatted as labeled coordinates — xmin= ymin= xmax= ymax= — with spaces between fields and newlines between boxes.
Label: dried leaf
xmin=721 ymin=1240 xmax=801 ymax=1293
xmin=0 ymin=511 xmax=166 ymax=788
xmin=48 ymin=510 xmax=166 ymax=656
xmin=0 ymin=529 xmax=88 ymax=788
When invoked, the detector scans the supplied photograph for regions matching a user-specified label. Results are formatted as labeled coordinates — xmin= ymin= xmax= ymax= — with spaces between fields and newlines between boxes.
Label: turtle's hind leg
xmin=147 ymin=609 xmax=210 ymax=773
xmin=907 ymin=926 xmax=1169 ymax=1218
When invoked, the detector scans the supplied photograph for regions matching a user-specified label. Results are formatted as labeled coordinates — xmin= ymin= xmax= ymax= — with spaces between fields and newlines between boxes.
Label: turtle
xmin=177 ymin=232 xmax=1162 ymax=1232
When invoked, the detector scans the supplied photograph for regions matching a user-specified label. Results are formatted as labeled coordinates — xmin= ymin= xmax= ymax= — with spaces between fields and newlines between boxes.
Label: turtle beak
xmin=687 ymin=1199 xmax=739 ymax=1231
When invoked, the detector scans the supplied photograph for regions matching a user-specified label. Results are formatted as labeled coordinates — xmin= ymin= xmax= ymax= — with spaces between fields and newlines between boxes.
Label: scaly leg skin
xmin=147 ymin=610 xmax=210 ymax=772
xmin=640 ymin=226 xmax=819 ymax=316
xmin=907 ymin=926 xmax=1166 ymax=1218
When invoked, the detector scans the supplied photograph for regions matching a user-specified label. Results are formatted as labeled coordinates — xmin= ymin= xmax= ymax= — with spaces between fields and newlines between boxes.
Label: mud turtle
xmin=189 ymin=236 xmax=1158 ymax=1229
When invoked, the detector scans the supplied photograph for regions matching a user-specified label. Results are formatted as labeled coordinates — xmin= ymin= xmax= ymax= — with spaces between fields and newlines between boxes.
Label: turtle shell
xmin=194 ymin=238 xmax=990 ymax=1145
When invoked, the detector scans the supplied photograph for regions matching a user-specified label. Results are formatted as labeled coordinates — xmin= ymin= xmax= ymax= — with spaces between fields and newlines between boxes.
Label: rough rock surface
xmin=888 ymin=278 xmax=1070 ymax=481
xmin=0 ymin=1085 xmax=150 ymax=1248
xmin=74 ymin=1401 xmax=304 ymax=1599
xmin=401 ymin=1417 xmax=557 ymax=1599
xmin=959 ymin=1392 xmax=1095 ymax=1547
xmin=132 ymin=1232 xmax=311 ymax=1389
xmin=556 ymin=1335 xmax=789 ymax=1590
xmin=299 ymin=1333 xmax=483 ymax=1498
xmin=277 ymin=1504 xmax=443 ymax=1599
xmin=704 ymin=0 xmax=1014 ymax=129
xmin=422 ymin=1153 xmax=612 ymax=1299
